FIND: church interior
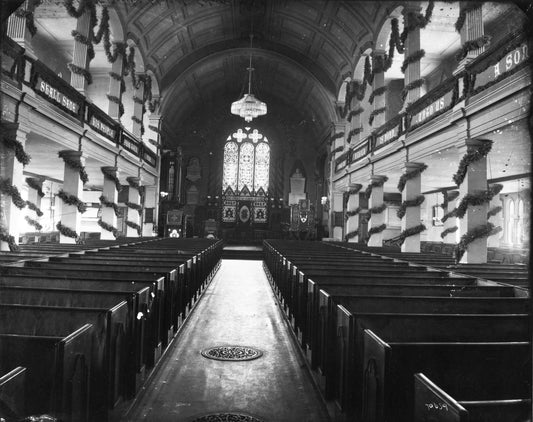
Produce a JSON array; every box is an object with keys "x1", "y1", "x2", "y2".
[{"x1": 0, "y1": 0, "x2": 531, "y2": 421}]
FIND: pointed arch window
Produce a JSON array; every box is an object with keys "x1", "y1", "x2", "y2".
[{"x1": 222, "y1": 127, "x2": 270, "y2": 193}]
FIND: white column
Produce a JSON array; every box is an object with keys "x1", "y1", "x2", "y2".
[
  {"x1": 332, "y1": 191, "x2": 344, "y2": 241},
  {"x1": 107, "y1": 43, "x2": 125, "y2": 122},
  {"x1": 345, "y1": 184, "x2": 361, "y2": 243},
  {"x1": 372, "y1": 51, "x2": 387, "y2": 128},
  {"x1": 0, "y1": 128, "x2": 27, "y2": 251},
  {"x1": 70, "y1": 8, "x2": 92, "y2": 94},
  {"x1": 126, "y1": 176, "x2": 141, "y2": 237},
  {"x1": 132, "y1": 76, "x2": 146, "y2": 138},
  {"x1": 443, "y1": 191, "x2": 459, "y2": 244},
  {"x1": 100, "y1": 167, "x2": 119, "y2": 240},
  {"x1": 58, "y1": 150, "x2": 84, "y2": 244},
  {"x1": 403, "y1": 4, "x2": 422, "y2": 106},
  {"x1": 401, "y1": 162, "x2": 424, "y2": 252},
  {"x1": 457, "y1": 139, "x2": 492, "y2": 263},
  {"x1": 142, "y1": 185, "x2": 157, "y2": 236},
  {"x1": 367, "y1": 175, "x2": 387, "y2": 247}
]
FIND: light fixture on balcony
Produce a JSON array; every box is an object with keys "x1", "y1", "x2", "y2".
[{"x1": 231, "y1": 34, "x2": 267, "y2": 122}]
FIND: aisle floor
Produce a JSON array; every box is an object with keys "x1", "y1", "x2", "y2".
[{"x1": 125, "y1": 259, "x2": 330, "y2": 422}]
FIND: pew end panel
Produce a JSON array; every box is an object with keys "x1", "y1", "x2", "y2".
[{"x1": 0, "y1": 366, "x2": 26, "y2": 421}]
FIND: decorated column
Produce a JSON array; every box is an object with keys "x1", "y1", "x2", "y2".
[
  {"x1": 332, "y1": 191, "x2": 344, "y2": 241},
  {"x1": 402, "y1": 4, "x2": 424, "y2": 106},
  {"x1": 487, "y1": 192, "x2": 503, "y2": 248},
  {"x1": 131, "y1": 76, "x2": 146, "y2": 139},
  {"x1": 345, "y1": 183, "x2": 362, "y2": 242},
  {"x1": 453, "y1": 139, "x2": 501, "y2": 263},
  {"x1": 125, "y1": 177, "x2": 142, "y2": 237},
  {"x1": 0, "y1": 125, "x2": 29, "y2": 251},
  {"x1": 397, "y1": 162, "x2": 427, "y2": 252},
  {"x1": 7, "y1": 0, "x2": 37, "y2": 57},
  {"x1": 25, "y1": 177, "x2": 45, "y2": 236},
  {"x1": 99, "y1": 167, "x2": 120, "y2": 240},
  {"x1": 366, "y1": 175, "x2": 388, "y2": 247},
  {"x1": 57, "y1": 150, "x2": 87, "y2": 244},
  {"x1": 346, "y1": 80, "x2": 364, "y2": 145},
  {"x1": 107, "y1": 42, "x2": 126, "y2": 121},
  {"x1": 328, "y1": 124, "x2": 346, "y2": 237},
  {"x1": 142, "y1": 185, "x2": 157, "y2": 237},
  {"x1": 441, "y1": 190, "x2": 460, "y2": 243},
  {"x1": 456, "y1": 2, "x2": 487, "y2": 70},
  {"x1": 370, "y1": 51, "x2": 387, "y2": 129},
  {"x1": 69, "y1": 5, "x2": 92, "y2": 94}
]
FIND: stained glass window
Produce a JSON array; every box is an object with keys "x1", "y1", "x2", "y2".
[{"x1": 222, "y1": 128, "x2": 270, "y2": 193}]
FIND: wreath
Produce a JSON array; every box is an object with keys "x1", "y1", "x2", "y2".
[
  {"x1": 0, "y1": 177, "x2": 26, "y2": 209},
  {"x1": 397, "y1": 164, "x2": 428, "y2": 192},
  {"x1": 57, "y1": 189, "x2": 87, "y2": 214},
  {"x1": 454, "y1": 222, "x2": 501, "y2": 262},
  {"x1": 99, "y1": 195, "x2": 120, "y2": 217},
  {"x1": 26, "y1": 178, "x2": 44, "y2": 198},
  {"x1": 440, "y1": 226, "x2": 458, "y2": 239},
  {"x1": 56, "y1": 221, "x2": 79, "y2": 239},
  {"x1": 397, "y1": 195, "x2": 425, "y2": 219},
  {"x1": 59, "y1": 152, "x2": 89, "y2": 185},
  {"x1": 0, "y1": 225, "x2": 19, "y2": 251},
  {"x1": 452, "y1": 141, "x2": 492, "y2": 186},
  {"x1": 25, "y1": 216, "x2": 42, "y2": 231},
  {"x1": 97, "y1": 218, "x2": 118, "y2": 237}
]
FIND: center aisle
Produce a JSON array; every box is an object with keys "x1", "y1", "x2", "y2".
[{"x1": 125, "y1": 259, "x2": 330, "y2": 422}]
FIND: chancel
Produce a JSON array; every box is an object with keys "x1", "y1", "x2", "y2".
[{"x1": 0, "y1": 1, "x2": 531, "y2": 421}]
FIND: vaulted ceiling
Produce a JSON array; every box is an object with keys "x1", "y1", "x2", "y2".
[{"x1": 112, "y1": 0, "x2": 394, "y2": 143}]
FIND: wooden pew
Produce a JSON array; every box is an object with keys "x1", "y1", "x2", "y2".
[
  {"x1": 0, "y1": 367, "x2": 26, "y2": 421},
  {"x1": 316, "y1": 291, "x2": 530, "y2": 399},
  {"x1": 362, "y1": 330, "x2": 531, "y2": 422},
  {"x1": 0, "y1": 319, "x2": 93, "y2": 421},
  {"x1": 0, "y1": 303, "x2": 130, "y2": 421},
  {"x1": 414, "y1": 373, "x2": 532, "y2": 422},
  {"x1": 0, "y1": 287, "x2": 143, "y2": 398},
  {"x1": 0, "y1": 272, "x2": 164, "y2": 369},
  {"x1": 334, "y1": 310, "x2": 530, "y2": 418}
]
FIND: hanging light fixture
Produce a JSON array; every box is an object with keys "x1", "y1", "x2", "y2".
[{"x1": 231, "y1": 34, "x2": 267, "y2": 122}]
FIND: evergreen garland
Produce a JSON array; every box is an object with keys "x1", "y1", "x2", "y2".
[
  {"x1": 59, "y1": 152, "x2": 89, "y2": 184},
  {"x1": 347, "y1": 107, "x2": 364, "y2": 122},
  {"x1": 71, "y1": 30, "x2": 94, "y2": 60},
  {"x1": 397, "y1": 164, "x2": 428, "y2": 192},
  {"x1": 345, "y1": 207, "x2": 361, "y2": 218},
  {"x1": 102, "y1": 169, "x2": 122, "y2": 192},
  {"x1": 487, "y1": 206, "x2": 502, "y2": 218},
  {"x1": 348, "y1": 184, "x2": 363, "y2": 195},
  {"x1": 127, "y1": 178, "x2": 140, "y2": 189},
  {"x1": 365, "y1": 176, "x2": 388, "y2": 200},
  {"x1": 97, "y1": 218, "x2": 118, "y2": 237},
  {"x1": 390, "y1": 18, "x2": 404, "y2": 54},
  {"x1": 396, "y1": 224, "x2": 426, "y2": 244},
  {"x1": 148, "y1": 125, "x2": 161, "y2": 134},
  {"x1": 25, "y1": 200, "x2": 43, "y2": 217},
  {"x1": 344, "y1": 229, "x2": 359, "y2": 241},
  {"x1": 441, "y1": 208, "x2": 457, "y2": 223},
  {"x1": 64, "y1": 0, "x2": 90, "y2": 19},
  {"x1": 25, "y1": 178, "x2": 44, "y2": 198},
  {"x1": 25, "y1": 216, "x2": 42, "y2": 231},
  {"x1": 329, "y1": 132, "x2": 345, "y2": 146},
  {"x1": 401, "y1": 78, "x2": 425, "y2": 101},
  {"x1": 369, "y1": 107, "x2": 386, "y2": 126},
  {"x1": 126, "y1": 201, "x2": 143, "y2": 214},
  {"x1": 397, "y1": 195, "x2": 425, "y2": 219},
  {"x1": 347, "y1": 127, "x2": 363, "y2": 143},
  {"x1": 133, "y1": 96, "x2": 144, "y2": 104},
  {"x1": 1, "y1": 137, "x2": 31, "y2": 166},
  {"x1": 400, "y1": 1, "x2": 435, "y2": 45},
  {"x1": 455, "y1": 185, "x2": 503, "y2": 219},
  {"x1": 452, "y1": 141, "x2": 492, "y2": 186},
  {"x1": 369, "y1": 86, "x2": 388, "y2": 105},
  {"x1": 0, "y1": 225, "x2": 19, "y2": 251},
  {"x1": 125, "y1": 220, "x2": 142, "y2": 235},
  {"x1": 440, "y1": 226, "x2": 458, "y2": 239},
  {"x1": 14, "y1": 0, "x2": 40, "y2": 37},
  {"x1": 106, "y1": 94, "x2": 124, "y2": 117},
  {"x1": 401, "y1": 49, "x2": 425, "y2": 73},
  {"x1": 0, "y1": 178, "x2": 26, "y2": 209},
  {"x1": 57, "y1": 189, "x2": 87, "y2": 214},
  {"x1": 364, "y1": 56, "x2": 373, "y2": 85},
  {"x1": 454, "y1": 222, "x2": 501, "y2": 262},
  {"x1": 366, "y1": 223, "x2": 387, "y2": 241},
  {"x1": 455, "y1": 2, "x2": 483, "y2": 33},
  {"x1": 456, "y1": 35, "x2": 491, "y2": 61},
  {"x1": 369, "y1": 203, "x2": 387, "y2": 214},
  {"x1": 56, "y1": 221, "x2": 79, "y2": 239},
  {"x1": 68, "y1": 63, "x2": 93, "y2": 85},
  {"x1": 99, "y1": 195, "x2": 120, "y2": 217},
  {"x1": 329, "y1": 146, "x2": 343, "y2": 157}
]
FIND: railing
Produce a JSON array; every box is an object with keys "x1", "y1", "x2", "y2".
[
  {"x1": 1, "y1": 37, "x2": 158, "y2": 169},
  {"x1": 340, "y1": 29, "x2": 530, "y2": 173}
]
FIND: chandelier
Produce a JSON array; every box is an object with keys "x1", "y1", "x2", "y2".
[{"x1": 231, "y1": 34, "x2": 267, "y2": 122}]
